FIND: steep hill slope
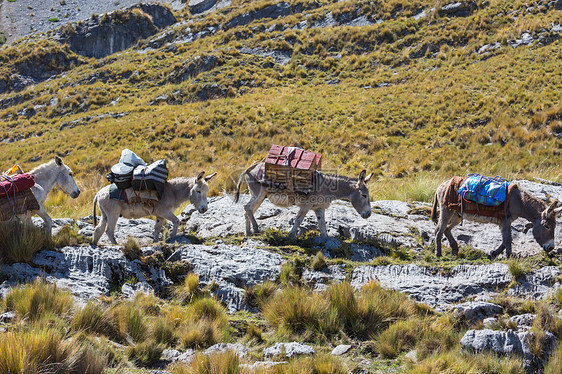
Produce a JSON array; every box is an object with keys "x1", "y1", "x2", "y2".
[{"x1": 0, "y1": 0, "x2": 562, "y2": 217}]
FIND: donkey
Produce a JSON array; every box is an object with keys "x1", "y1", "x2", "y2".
[
  {"x1": 92, "y1": 171, "x2": 216, "y2": 245},
  {"x1": 431, "y1": 177, "x2": 562, "y2": 258},
  {"x1": 22, "y1": 156, "x2": 81, "y2": 233},
  {"x1": 234, "y1": 162, "x2": 373, "y2": 238}
]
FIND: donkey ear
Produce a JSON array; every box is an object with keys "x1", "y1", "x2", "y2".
[
  {"x1": 546, "y1": 200, "x2": 560, "y2": 215},
  {"x1": 55, "y1": 155, "x2": 63, "y2": 166},
  {"x1": 364, "y1": 172, "x2": 373, "y2": 184},
  {"x1": 523, "y1": 222, "x2": 533, "y2": 234},
  {"x1": 196, "y1": 171, "x2": 205, "y2": 181},
  {"x1": 204, "y1": 172, "x2": 217, "y2": 182},
  {"x1": 358, "y1": 170, "x2": 367, "y2": 184},
  {"x1": 554, "y1": 206, "x2": 562, "y2": 216}
]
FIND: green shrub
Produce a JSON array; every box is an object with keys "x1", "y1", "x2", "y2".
[
  {"x1": 5, "y1": 279, "x2": 74, "y2": 322},
  {"x1": 0, "y1": 220, "x2": 52, "y2": 263}
]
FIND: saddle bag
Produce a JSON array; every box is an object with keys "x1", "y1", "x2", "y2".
[
  {"x1": 0, "y1": 173, "x2": 35, "y2": 197},
  {"x1": 106, "y1": 149, "x2": 146, "y2": 190},
  {"x1": 458, "y1": 174, "x2": 509, "y2": 207},
  {"x1": 132, "y1": 159, "x2": 169, "y2": 199}
]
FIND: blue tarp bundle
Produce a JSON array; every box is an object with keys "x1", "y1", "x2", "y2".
[{"x1": 459, "y1": 174, "x2": 509, "y2": 207}]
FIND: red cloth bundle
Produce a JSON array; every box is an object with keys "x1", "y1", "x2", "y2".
[{"x1": 0, "y1": 173, "x2": 35, "y2": 197}]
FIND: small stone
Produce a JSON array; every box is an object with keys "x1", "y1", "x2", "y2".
[
  {"x1": 404, "y1": 350, "x2": 418, "y2": 363},
  {"x1": 331, "y1": 344, "x2": 352, "y2": 356},
  {"x1": 0, "y1": 311, "x2": 16, "y2": 323},
  {"x1": 483, "y1": 317, "x2": 498, "y2": 329},
  {"x1": 264, "y1": 342, "x2": 315, "y2": 358}
]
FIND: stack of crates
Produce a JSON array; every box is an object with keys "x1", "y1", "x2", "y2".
[{"x1": 264, "y1": 145, "x2": 322, "y2": 191}]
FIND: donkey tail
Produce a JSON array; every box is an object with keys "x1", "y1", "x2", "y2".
[
  {"x1": 93, "y1": 194, "x2": 98, "y2": 227},
  {"x1": 430, "y1": 193, "x2": 439, "y2": 223},
  {"x1": 234, "y1": 162, "x2": 260, "y2": 204}
]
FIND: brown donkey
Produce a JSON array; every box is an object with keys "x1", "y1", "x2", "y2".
[
  {"x1": 431, "y1": 178, "x2": 562, "y2": 258},
  {"x1": 234, "y1": 162, "x2": 372, "y2": 238}
]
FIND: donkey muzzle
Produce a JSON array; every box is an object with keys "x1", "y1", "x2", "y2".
[
  {"x1": 199, "y1": 206, "x2": 208, "y2": 214},
  {"x1": 71, "y1": 190, "x2": 81, "y2": 199},
  {"x1": 543, "y1": 240, "x2": 554, "y2": 252},
  {"x1": 361, "y1": 211, "x2": 371, "y2": 219}
]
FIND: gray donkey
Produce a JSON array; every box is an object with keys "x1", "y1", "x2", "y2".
[
  {"x1": 431, "y1": 177, "x2": 562, "y2": 258},
  {"x1": 92, "y1": 171, "x2": 216, "y2": 245},
  {"x1": 234, "y1": 162, "x2": 372, "y2": 238}
]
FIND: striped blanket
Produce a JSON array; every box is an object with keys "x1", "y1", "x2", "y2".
[{"x1": 0, "y1": 189, "x2": 40, "y2": 220}]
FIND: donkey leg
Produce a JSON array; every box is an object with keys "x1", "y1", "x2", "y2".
[
  {"x1": 289, "y1": 206, "x2": 310, "y2": 239},
  {"x1": 314, "y1": 208, "x2": 327, "y2": 237},
  {"x1": 503, "y1": 221, "x2": 513, "y2": 258},
  {"x1": 92, "y1": 212, "x2": 108, "y2": 245},
  {"x1": 157, "y1": 210, "x2": 181, "y2": 240},
  {"x1": 444, "y1": 228, "x2": 459, "y2": 256},
  {"x1": 434, "y1": 210, "x2": 451, "y2": 257},
  {"x1": 37, "y1": 206, "x2": 53, "y2": 234},
  {"x1": 105, "y1": 214, "x2": 119, "y2": 245},
  {"x1": 244, "y1": 192, "x2": 266, "y2": 235},
  {"x1": 153, "y1": 218, "x2": 164, "y2": 242}
]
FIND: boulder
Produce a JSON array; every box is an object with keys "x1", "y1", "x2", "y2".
[
  {"x1": 438, "y1": 2, "x2": 477, "y2": 17},
  {"x1": 483, "y1": 317, "x2": 499, "y2": 329},
  {"x1": 510, "y1": 314, "x2": 536, "y2": 330},
  {"x1": 264, "y1": 342, "x2": 315, "y2": 358},
  {"x1": 331, "y1": 344, "x2": 352, "y2": 356},
  {"x1": 303, "y1": 265, "x2": 346, "y2": 291},
  {"x1": 452, "y1": 301, "x2": 503, "y2": 321},
  {"x1": 78, "y1": 216, "x2": 161, "y2": 246},
  {"x1": 460, "y1": 329, "x2": 557, "y2": 371},
  {"x1": 205, "y1": 343, "x2": 250, "y2": 357},
  {"x1": 166, "y1": 241, "x2": 284, "y2": 312}
]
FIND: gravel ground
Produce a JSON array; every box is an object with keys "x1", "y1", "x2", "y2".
[{"x1": 0, "y1": 0, "x2": 184, "y2": 44}]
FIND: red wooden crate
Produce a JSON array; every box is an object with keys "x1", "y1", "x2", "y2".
[{"x1": 264, "y1": 145, "x2": 322, "y2": 190}]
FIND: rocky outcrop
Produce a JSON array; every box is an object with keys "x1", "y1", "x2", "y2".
[
  {"x1": 166, "y1": 240, "x2": 284, "y2": 312},
  {"x1": 351, "y1": 263, "x2": 561, "y2": 311},
  {"x1": 264, "y1": 342, "x2": 315, "y2": 358},
  {"x1": 56, "y1": 5, "x2": 176, "y2": 58},
  {"x1": 168, "y1": 55, "x2": 220, "y2": 83},
  {"x1": 438, "y1": 2, "x2": 477, "y2": 17},
  {"x1": 460, "y1": 329, "x2": 557, "y2": 372},
  {"x1": 0, "y1": 245, "x2": 171, "y2": 301},
  {"x1": 224, "y1": 2, "x2": 293, "y2": 29}
]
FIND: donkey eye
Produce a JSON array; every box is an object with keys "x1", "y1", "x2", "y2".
[
  {"x1": 362, "y1": 194, "x2": 368, "y2": 199},
  {"x1": 544, "y1": 224, "x2": 550, "y2": 230}
]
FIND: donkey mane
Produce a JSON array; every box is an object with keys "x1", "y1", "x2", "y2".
[
  {"x1": 29, "y1": 159, "x2": 57, "y2": 175},
  {"x1": 319, "y1": 172, "x2": 358, "y2": 183}
]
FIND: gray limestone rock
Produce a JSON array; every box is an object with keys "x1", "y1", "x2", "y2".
[{"x1": 264, "y1": 342, "x2": 315, "y2": 358}]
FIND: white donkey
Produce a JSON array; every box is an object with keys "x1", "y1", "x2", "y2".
[
  {"x1": 23, "y1": 156, "x2": 81, "y2": 233},
  {"x1": 92, "y1": 171, "x2": 216, "y2": 245},
  {"x1": 234, "y1": 163, "x2": 372, "y2": 238}
]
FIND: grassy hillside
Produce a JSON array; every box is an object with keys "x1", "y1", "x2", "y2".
[{"x1": 0, "y1": 0, "x2": 561, "y2": 217}]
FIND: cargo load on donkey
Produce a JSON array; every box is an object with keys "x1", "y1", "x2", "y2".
[
  {"x1": 262, "y1": 145, "x2": 322, "y2": 193},
  {"x1": 0, "y1": 164, "x2": 40, "y2": 220},
  {"x1": 106, "y1": 149, "x2": 169, "y2": 203}
]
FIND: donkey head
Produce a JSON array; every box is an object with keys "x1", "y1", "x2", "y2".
[
  {"x1": 190, "y1": 171, "x2": 217, "y2": 213},
  {"x1": 524, "y1": 200, "x2": 562, "y2": 253},
  {"x1": 349, "y1": 170, "x2": 373, "y2": 219},
  {"x1": 53, "y1": 156, "x2": 80, "y2": 199}
]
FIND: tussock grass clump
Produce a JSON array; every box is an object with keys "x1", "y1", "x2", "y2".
[
  {"x1": 53, "y1": 225, "x2": 87, "y2": 248},
  {"x1": 71, "y1": 301, "x2": 121, "y2": 341},
  {"x1": 5, "y1": 279, "x2": 74, "y2": 322},
  {"x1": 111, "y1": 301, "x2": 148, "y2": 343},
  {"x1": 180, "y1": 318, "x2": 225, "y2": 349},
  {"x1": 134, "y1": 292, "x2": 161, "y2": 315},
  {"x1": 311, "y1": 251, "x2": 327, "y2": 271},
  {"x1": 410, "y1": 351, "x2": 525, "y2": 374},
  {"x1": 377, "y1": 319, "x2": 422, "y2": 358},
  {"x1": 244, "y1": 323, "x2": 264, "y2": 344},
  {"x1": 174, "y1": 273, "x2": 204, "y2": 304},
  {"x1": 545, "y1": 343, "x2": 562, "y2": 374},
  {"x1": 0, "y1": 219, "x2": 52, "y2": 263},
  {"x1": 152, "y1": 317, "x2": 177, "y2": 346},
  {"x1": 244, "y1": 280, "x2": 278, "y2": 309},
  {"x1": 279, "y1": 258, "x2": 304, "y2": 287},
  {"x1": 507, "y1": 258, "x2": 528, "y2": 280},
  {"x1": 122, "y1": 237, "x2": 142, "y2": 260},
  {"x1": 259, "y1": 354, "x2": 347, "y2": 374},
  {"x1": 126, "y1": 339, "x2": 164, "y2": 367},
  {"x1": 263, "y1": 286, "x2": 332, "y2": 338},
  {"x1": 0, "y1": 327, "x2": 107, "y2": 374},
  {"x1": 170, "y1": 350, "x2": 241, "y2": 374}
]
